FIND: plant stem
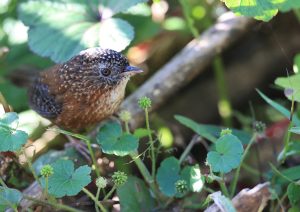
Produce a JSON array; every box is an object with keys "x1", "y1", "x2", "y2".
[
  {"x1": 219, "y1": 173, "x2": 229, "y2": 197},
  {"x1": 294, "y1": 9, "x2": 300, "y2": 22},
  {"x1": 84, "y1": 138, "x2": 100, "y2": 177},
  {"x1": 213, "y1": 56, "x2": 232, "y2": 127},
  {"x1": 23, "y1": 150, "x2": 41, "y2": 186},
  {"x1": 145, "y1": 108, "x2": 156, "y2": 179},
  {"x1": 44, "y1": 177, "x2": 49, "y2": 198},
  {"x1": 103, "y1": 185, "x2": 116, "y2": 201},
  {"x1": 241, "y1": 163, "x2": 260, "y2": 177},
  {"x1": 179, "y1": 135, "x2": 199, "y2": 165},
  {"x1": 24, "y1": 195, "x2": 82, "y2": 212},
  {"x1": 130, "y1": 152, "x2": 163, "y2": 201},
  {"x1": 125, "y1": 121, "x2": 130, "y2": 134},
  {"x1": 230, "y1": 134, "x2": 257, "y2": 197},
  {"x1": 82, "y1": 188, "x2": 107, "y2": 212},
  {"x1": 95, "y1": 188, "x2": 101, "y2": 212},
  {"x1": 0, "y1": 177, "x2": 7, "y2": 187},
  {"x1": 178, "y1": 0, "x2": 199, "y2": 38}
]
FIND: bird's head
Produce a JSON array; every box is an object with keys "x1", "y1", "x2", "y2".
[{"x1": 65, "y1": 48, "x2": 142, "y2": 87}]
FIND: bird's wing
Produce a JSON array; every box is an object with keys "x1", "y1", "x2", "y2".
[{"x1": 29, "y1": 78, "x2": 63, "y2": 119}]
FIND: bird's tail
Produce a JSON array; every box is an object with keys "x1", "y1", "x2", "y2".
[{"x1": 6, "y1": 67, "x2": 39, "y2": 88}]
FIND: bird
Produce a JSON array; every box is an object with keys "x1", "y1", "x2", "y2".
[{"x1": 28, "y1": 47, "x2": 142, "y2": 130}]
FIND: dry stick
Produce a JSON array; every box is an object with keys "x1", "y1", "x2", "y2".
[
  {"x1": 18, "y1": 12, "x2": 254, "y2": 210},
  {"x1": 121, "y1": 12, "x2": 254, "y2": 128}
]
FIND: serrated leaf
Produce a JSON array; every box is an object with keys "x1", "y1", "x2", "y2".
[
  {"x1": 257, "y1": 90, "x2": 300, "y2": 126},
  {"x1": 175, "y1": 115, "x2": 251, "y2": 144},
  {"x1": 181, "y1": 165, "x2": 204, "y2": 192},
  {"x1": 19, "y1": 0, "x2": 135, "y2": 63},
  {"x1": 288, "y1": 183, "x2": 300, "y2": 206},
  {"x1": 44, "y1": 160, "x2": 91, "y2": 198},
  {"x1": 156, "y1": 157, "x2": 180, "y2": 197},
  {"x1": 97, "y1": 121, "x2": 139, "y2": 156},
  {"x1": 209, "y1": 191, "x2": 236, "y2": 212},
  {"x1": 0, "y1": 187, "x2": 22, "y2": 211},
  {"x1": 275, "y1": 74, "x2": 300, "y2": 102},
  {"x1": 117, "y1": 176, "x2": 155, "y2": 212},
  {"x1": 207, "y1": 134, "x2": 243, "y2": 173},
  {"x1": 100, "y1": 0, "x2": 148, "y2": 19}
]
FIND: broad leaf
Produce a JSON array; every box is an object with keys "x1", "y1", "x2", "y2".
[
  {"x1": 44, "y1": 160, "x2": 91, "y2": 197},
  {"x1": 181, "y1": 165, "x2": 204, "y2": 192},
  {"x1": 207, "y1": 134, "x2": 243, "y2": 173},
  {"x1": 19, "y1": 0, "x2": 138, "y2": 63},
  {"x1": 133, "y1": 128, "x2": 151, "y2": 139},
  {"x1": 117, "y1": 176, "x2": 155, "y2": 212},
  {"x1": 223, "y1": 0, "x2": 278, "y2": 21},
  {"x1": 294, "y1": 54, "x2": 300, "y2": 73},
  {"x1": 0, "y1": 187, "x2": 22, "y2": 211},
  {"x1": 97, "y1": 121, "x2": 139, "y2": 156},
  {"x1": 0, "y1": 113, "x2": 28, "y2": 152},
  {"x1": 288, "y1": 183, "x2": 300, "y2": 206},
  {"x1": 100, "y1": 0, "x2": 148, "y2": 19},
  {"x1": 275, "y1": 74, "x2": 300, "y2": 102},
  {"x1": 275, "y1": 165, "x2": 300, "y2": 184},
  {"x1": 156, "y1": 157, "x2": 180, "y2": 197},
  {"x1": 223, "y1": 0, "x2": 300, "y2": 21}
]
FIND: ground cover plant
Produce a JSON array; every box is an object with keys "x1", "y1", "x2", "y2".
[{"x1": 1, "y1": 0, "x2": 300, "y2": 211}]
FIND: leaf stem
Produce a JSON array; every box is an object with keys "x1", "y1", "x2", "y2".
[
  {"x1": 103, "y1": 185, "x2": 116, "y2": 201},
  {"x1": 44, "y1": 177, "x2": 49, "y2": 199},
  {"x1": 219, "y1": 173, "x2": 229, "y2": 197},
  {"x1": 23, "y1": 195, "x2": 82, "y2": 212},
  {"x1": 84, "y1": 138, "x2": 100, "y2": 177},
  {"x1": 23, "y1": 150, "x2": 41, "y2": 186},
  {"x1": 213, "y1": 56, "x2": 232, "y2": 127},
  {"x1": 82, "y1": 187, "x2": 107, "y2": 212},
  {"x1": 95, "y1": 187, "x2": 101, "y2": 212},
  {"x1": 230, "y1": 133, "x2": 257, "y2": 197},
  {"x1": 144, "y1": 108, "x2": 156, "y2": 179},
  {"x1": 179, "y1": 135, "x2": 199, "y2": 165}
]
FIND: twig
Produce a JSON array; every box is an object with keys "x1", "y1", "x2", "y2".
[{"x1": 121, "y1": 12, "x2": 254, "y2": 128}]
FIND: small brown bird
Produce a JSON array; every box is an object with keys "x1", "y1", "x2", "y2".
[{"x1": 29, "y1": 47, "x2": 142, "y2": 130}]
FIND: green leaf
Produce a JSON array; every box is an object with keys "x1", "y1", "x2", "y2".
[
  {"x1": 44, "y1": 160, "x2": 91, "y2": 198},
  {"x1": 100, "y1": 0, "x2": 148, "y2": 19},
  {"x1": 275, "y1": 165, "x2": 300, "y2": 184},
  {"x1": 156, "y1": 157, "x2": 180, "y2": 197},
  {"x1": 97, "y1": 121, "x2": 139, "y2": 156},
  {"x1": 181, "y1": 165, "x2": 204, "y2": 192},
  {"x1": 257, "y1": 90, "x2": 300, "y2": 126},
  {"x1": 288, "y1": 183, "x2": 300, "y2": 206},
  {"x1": 277, "y1": 0, "x2": 300, "y2": 12},
  {"x1": 0, "y1": 113, "x2": 28, "y2": 152},
  {"x1": 117, "y1": 176, "x2": 156, "y2": 212},
  {"x1": 275, "y1": 74, "x2": 300, "y2": 102},
  {"x1": 282, "y1": 141, "x2": 300, "y2": 158},
  {"x1": 209, "y1": 191, "x2": 236, "y2": 212},
  {"x1": 0, "y1": 187, "x2": 22, "y2": 211},
  {"x1": 0, "y1": 112, "x2": 18, "y2": 128},
  {"x1": 207, "y1": 134, "x2": 243, "y2": 173},
  {"x1": 290, "y1": 127, "x2": 300, "y2": 134},
  {"x1": 33, "y1": 148, "x2": 84, "y2": 174},
  {"x1": 223, "y1": 0, "x2": 278, "y2": 21},
  {"x1": 294, "y1": 54, "x2": 300, "y2": 73},
  {"x1": 133, "y1": 128, "x2": 151, "y2": 139},
  {"x1": 175, "y1": 115, "x2": 251, "y2": 144},
  {"x1": 19, "y1": 1, "x2": 135, "y2": 63},
  {"x1": 223, "y1": 0, "x2": 300, "y2": 21}
]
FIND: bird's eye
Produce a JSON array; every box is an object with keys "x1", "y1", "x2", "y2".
[{"x1": 101, "y1": 68, "x2": 111, "y2": 76}]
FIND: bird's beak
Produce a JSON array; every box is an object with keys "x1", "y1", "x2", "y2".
[{"x1": 123, "y1": 66, "x2": 143, "y2": 75}]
